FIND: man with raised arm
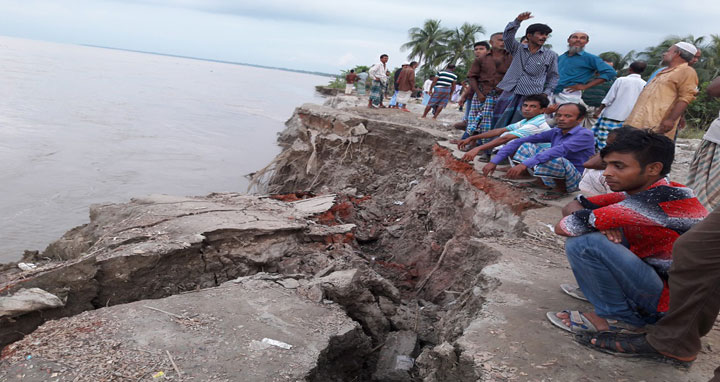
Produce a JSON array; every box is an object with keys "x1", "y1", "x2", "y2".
[{"x1": 493, "y1": 12, "x2": 558, "y2": 130}]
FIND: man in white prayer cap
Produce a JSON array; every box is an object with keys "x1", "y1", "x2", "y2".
[{"x1": 625, "y1": 42, "x2": 699, "y2": 140}]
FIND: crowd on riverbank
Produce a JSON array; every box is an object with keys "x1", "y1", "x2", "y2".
[{"x1": 343, "y1": 10, "x2": 720, "y2": 380}]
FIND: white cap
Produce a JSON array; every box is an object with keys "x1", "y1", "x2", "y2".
[
  {"x1": 674, "y1": 42, "x2": 698, "y2": 55},
  {"x1": 402, "y1": 61, "x2": 410, "y2": 66},
  {"x1": 571, "y1": 30, "x2": 589, "y2": 36}
]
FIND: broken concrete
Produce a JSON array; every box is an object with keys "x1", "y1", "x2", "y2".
[
  {"x1": 0, "y1": 279, "x2": 371, "y2": 382},
  {"x1": 1, "y1": 93, "x2": 717, "y2": 381}
]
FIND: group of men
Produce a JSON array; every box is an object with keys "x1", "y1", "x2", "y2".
[{"x1": 359, "y1": 10, "x2": 720, "y2": 377}]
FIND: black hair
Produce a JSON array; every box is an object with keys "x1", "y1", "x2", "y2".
[
  {"x1": 526, "y1": 23, "x2": 552, "y2": 37},
  {"x1": 557, "y1": 102, "x2": 587, "y2": 119},
  {"x1": 474, "y1": 41, "x2": 491, "y2": 50},
  {"x1": 629, "y1": 61, "x2": 647, "y2": 75},
  {"x1": 409, "y1": 61, "x2": 418, "y2": 66},
  {"x1": 600, "y1": 128, "x2": 674, "y2": 176},
  {"x1": 490, "y1": 32, "x2": 503, "y2": 39},
  {"x1": 350, "y1": 69, "x2": 355, "y2": 73},
  {"x1": 524, "y1": 94, "x2": 550, "y2": 108},
  {"x1": 380, "y1": 54, "x2": 388, "y2": 59},
  {"x1": 446, "y1": 64, "x2": 456, "y2": 70}
]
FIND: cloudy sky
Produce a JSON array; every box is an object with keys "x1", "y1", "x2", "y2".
[{"x1": 0, "y1": 0, "x2": 717, "y2": 73}]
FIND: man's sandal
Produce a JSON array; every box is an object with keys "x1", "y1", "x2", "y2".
[
  {"x1": 574, "y1": 331, "x2": 695, "y2": 368},
  {"x1": 560, "y1": 284, "x2": 589, "y2": 302},
  {"x1": 539, "y1": 190, "x2": 567, "y2": 200}
]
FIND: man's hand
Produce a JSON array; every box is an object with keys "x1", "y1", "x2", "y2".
[
  {"x1": 545, "y1": 104, "x2": 560, "y2": 114},
  {"x1": 462, "y1": 147, "x2": 482, "y2": 161},
  {"x1": 658, "y1": 118, "x2": 675, "y2": 134},
  {"x1": 458, "y1": 95, "x2": 467, "y2": 105},
  {"x1": 506, "y1": 164, "x2": 528, "y2": 179},
  {"x1": 593, "y1": 110, "x2": 602, "y2": 119},
  {"x1": 601, "y1": 228, "x2": 623, "y2": 244},
  {"x1": 565, "y1": 84, "x2": 588, "y2": 92},
  {"x1": 516, "y1": 12, "x2": 533, "y2": 22},
  {"x1": 482, "y1": 162, "x2": 497, "y2": 176},
  {"x1": 458, "y1": 137, "x2": 473, "y2": 150}
]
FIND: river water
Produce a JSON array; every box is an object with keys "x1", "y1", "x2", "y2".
[{"x1": 0, "y1": 36, "x2": 328, "y2": 263}]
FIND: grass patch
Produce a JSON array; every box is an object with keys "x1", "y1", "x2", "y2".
[{"x1": 678, "y1": 127, "x2": 706, "y2": 139}]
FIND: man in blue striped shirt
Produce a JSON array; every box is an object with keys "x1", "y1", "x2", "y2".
[
  {"x1": 493, "y1": 12, "x2": 558, "y2": 131},
  {"x1": 421, "y1": 65, "x2": 458, "y2": 119}
]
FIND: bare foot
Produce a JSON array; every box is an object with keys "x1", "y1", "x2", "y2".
[{"x1": 556, "y1": 311, "x2": 610, "y2": 331}]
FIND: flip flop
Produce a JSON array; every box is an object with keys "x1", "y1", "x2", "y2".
[
  {"x1": 574, "y1": 332, "x2": 695, "y2": 368},
  {"x1": 539, "y1": 190, "x2": 567, "y2": 200},
  {"x1": 547, "y1": 310, "x2": 599, "y2": 333},
  {"x1": 560, "y1": 284, "x2": 589, "y2": 302}
]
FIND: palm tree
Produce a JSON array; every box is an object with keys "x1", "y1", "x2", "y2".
[
  {"x1": 432, "y1": 23, "x2": 485, "y2": 67},
  {"x1": 599, "y1": 50, "x2": 636, "y2": 74},
  {"x1": 401, "y1": 19, "x2": 453, "y2": 69}
]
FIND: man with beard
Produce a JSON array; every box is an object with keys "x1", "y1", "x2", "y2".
[
  {"x1": 548, "y1": 31, "x2": 616, "y2": 107},
  {"x1": 493, "y1": 12, "x2": 558, "y2": 130},
  {"x1": 625, "y1": 42, "x2": 699, "y2": 140}
]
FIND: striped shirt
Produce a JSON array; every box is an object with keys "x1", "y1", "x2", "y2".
[
  {"x1": 497, "y1": 19, "x2": 559, "y2": 96},
  {"x1": 435, "y1": 70, "x2": 457, "y2": 88}
]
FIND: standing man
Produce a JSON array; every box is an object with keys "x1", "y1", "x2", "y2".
[
  {"x1": 368, "y1": 54, "x2": 389, "y2": 108},
  {"x1": 421, "y1": 65, "x2": 457, "y2": 119},
  {"x1": 389, "y1": 63, "x2": 408, "y2": 109},
  {"x1": 356, "y1": 69, "x2": 369, "y2": 96},
  {"x1": 549, "y1": 31, "x2": 616, "y2": 106},
  {"x1": 395, "y1": 61, "x2": 418, "y2": 112},
  {"x1": 687, "y1": 76, "x2": 720, "y2": 211},
  {"x1": 624, "y1": 42, "x2": 699, "y2": 140},
  {"x1": 422, "y1": 76, "x2": 435, "y2": 105},
  {"x1": 493, "y1": 12, "x2": 558, "y2": 130},
  {"x1": 462, "y1": 41, "x2": 495, "y2": 142},
  {"x1": 591, "y1": 61, "x2": 647, "y2": 150},
  {"x1": 344, "y1": 69, "x2": 358, "y2": 95}
]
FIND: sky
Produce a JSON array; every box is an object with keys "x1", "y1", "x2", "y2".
[{"x1": 0, "y1": 0, "x2": 718, "y2": 74}]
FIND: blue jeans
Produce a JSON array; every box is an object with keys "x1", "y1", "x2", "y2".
[
  {"x1": 389, "y1": 90, "x2": 399, "y2": 106},
  {"x1": 566, "y1": 232, "x2": 664, "y2": 327}
]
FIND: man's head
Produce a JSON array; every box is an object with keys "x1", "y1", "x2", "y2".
[
  {"x1": 380, "y1": 54, "x2": 389, "y2": 63},
  {"x1": 490, "y1": 32, "x2": 505, "y2": 50},
  {"x1": 600, "y1": 128, "x2": 674, "y2": 194},
  {"x1": 474, "y1": 41, "x2": 491, "y2": 58},
  {"x1": 661, "y1": 43, "x2": 696, "y2": 65},
  {"x1": 628, "y1": 61, "x2": 647, "y2": 75},
  {"x1": 350, "y1": 69, "x2": 355, "y2": 73},
  {"x1": 409, "y1": 61, "x2": 418, "y2": 69},
  {"x1": 446, "y1": 64, "x2": 456, "y2": 71},
  {"x1": 401, "y1": 62, "x2": 409, "y2": 68},
  {"x1": 555, "y1": 103, "x2": 586, "y2": 130},
  {"x1": 567, "y1": 31, "x2": 589, "y2": 55},
  {"x1": 525, "y1": 23, "x2": 552, "y2": 46},
  {"x1": 690, "y1": 49, "x2": 702, "y2": 66},
  {"x1": 521, "y1": 94, "x2": 549, "y2": 119}
]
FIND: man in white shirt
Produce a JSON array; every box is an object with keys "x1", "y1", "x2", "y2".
[
  {"x1": 591, "y1": 61, "x2": 647, "y2": 150},
  {"x1": 422, "y1": 76, "x2": 435, "y2": 105},
  {"x1": 688, "y1": 76, "x2": 720, "y2": 211},
  {"x1": 368, "y1": 54, "x2": 389, "y2": 108}
]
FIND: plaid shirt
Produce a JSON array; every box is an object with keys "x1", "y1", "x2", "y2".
[{"x1": 497, "y1": 19, "x2": 559, "y2": 96}]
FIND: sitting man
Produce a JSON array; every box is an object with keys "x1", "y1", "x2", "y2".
[
  {"x1": 482, "y1": 103, "x2": 595, "y2": 200},
  {"x1": 459, "y1": 94, "x2": 551, "y2": 162},
  {"x1": 550, "y1": 128, "x2": 707, "y2": 333},
  {"x1": 577, "y1": 127, "x2": 630, "y2": 196}
]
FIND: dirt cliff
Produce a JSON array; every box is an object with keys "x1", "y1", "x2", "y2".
[{"x1": 0, "y1": 95, "x2": 716, "y2": 381}]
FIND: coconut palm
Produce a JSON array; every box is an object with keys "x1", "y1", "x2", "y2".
[
  {"x1": 401, "y1": 19, "x2": 453, "y2": 69},
  {"x1": 599, "y1": 50, "x2": 636, "y2": 74},
  {"x1": 431, "y1": 23, "x2": 486, "y2": 68}
]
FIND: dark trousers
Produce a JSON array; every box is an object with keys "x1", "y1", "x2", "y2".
[{"x1": 646, "y1": 207, "x2": 720, "y2": 377}]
